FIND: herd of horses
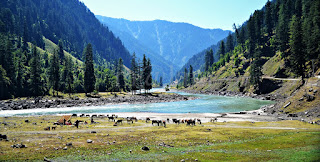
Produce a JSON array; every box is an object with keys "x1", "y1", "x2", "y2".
[{"x1": 47, "y1": 114, "x2": 220, "y2": 129}]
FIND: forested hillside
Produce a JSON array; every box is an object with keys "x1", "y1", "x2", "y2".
[
  {"x1": 0, "y1": 0, "x2": 131, "y2": 66},
  {"x1": 0, "y1": 0, "x2": 158, "y2": 100},
  {"x1": 180, "y1": 0, "x2": 319, "y2": 90}
]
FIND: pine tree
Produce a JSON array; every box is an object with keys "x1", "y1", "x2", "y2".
[
  {"x1": 84, "y1": 43, "x2": 96, "y2": 95},
  {"x1": 160, "y1": 76, "x2": 163, "y2": 87},
  {"x1": 219, "y1": 41, "x2": 225, "y2": 59},
  {"x1": 189, "y1": 65, "x2": 194, "y2": 85},
  {"x1": 0, "y1": 65, "x2": 10, "y2": 99},
  {"x1": 146, "y1": 58, "x2": 152, "y2": 92},
  {"x1": 58, "y1": 40, "x2": 64, "y2": 64},
  {"x1": 29, "y1": 45, "x2": 43, "y2": 96},
  {"x1": 247, "y1": 15, "x2": 256, "y2": 60},
  {"x1": 130, "y1": 53, "x2": 138, "y2": 94},
  {"x1": 142, "y1": 54, "x2": 148, "y2": 93},
  {"x1": 49, "y1": 50, "x2": 60, "y2": 96},
  {"x1": 226, "y1": 32, "x2": 234, "y2": 53},
  {"x1": 276, "y1": 2, "x2": 290, "y2": 53},
  {"x1": 289, "y1": 15, "x2": 306, "y2": 80},
  {"x1": 249, "y1": 59, "x2": 262, "y2": 93},
  {"x1": 117, "y1": 58, "x2": 125, "y2": 92},
  {"x1": 63, "y1": 56, "x2": 74, "y2": 96},
  {"x1": 265, "y1": 0, "x2": 273, "y2": 36},
  {"x1": 183, "y1": 67, "x2": 188, "y2": 88},
  {"x1": 4, "y1": 39, "x2": 15, "y2": 95}
]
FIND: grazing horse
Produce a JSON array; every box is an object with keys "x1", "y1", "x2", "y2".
[
  {"x1": 146, "y1": 118, "x2": 151, "y2": 123},
  {"x1": 172, "y1": 119, "x2": 180, "y2": 125},
  {"x1": 108, "y1": 116, "x2": 115, "y2": 122},
  {"x1": 80, "y1": 114, "x2": 85, "y2": 117},
  {"x1": 197, "y1": 119, "x2": 202, "y2": 124},
  {"x1": 116, "y1": 120, "x2": 123, "y2": 125},
  {"x1": 167, "y1": 118, "x2": 170, "y2": 123},
  {"x1": 44, "y1": 127, "x2": 50, "y2": 131},
  {"x1": 210, "y1": 118, "x2": 218, "y2": 123},
  {"x1": 51, "y1": 126, "x2": 57, "y2": 130},
  {"x1": 186, "y1": 119, "x2": 195, "y2": 126},
  {"x1": 152, "y1": 120, "x2": 161, "y2": 126},
  {"x1": 163, "y1": 121, "x2": 166, "y2": 127},
  {"x1": 127, "y1": 118, "x2": 133, "y2": 124}
]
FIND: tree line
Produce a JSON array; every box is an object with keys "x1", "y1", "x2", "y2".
[
  {"x1": 0, "y1": 33, "x2": 153, "y2": 99},
  {"x1": 202, "y1": 0, "x2": 319, "y2": 93}
]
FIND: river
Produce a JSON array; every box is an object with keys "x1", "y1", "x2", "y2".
[{"x1": 0, "y1": 89, "x2": 274, "y2": 117}]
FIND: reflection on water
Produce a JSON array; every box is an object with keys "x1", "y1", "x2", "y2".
[{"x1": 0, "y1": 89, "x2": 274, "y2": 116}]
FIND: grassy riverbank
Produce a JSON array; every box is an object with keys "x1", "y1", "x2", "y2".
[{"x1": 0, "y1": 116, "x2": 319, "y2": 161}]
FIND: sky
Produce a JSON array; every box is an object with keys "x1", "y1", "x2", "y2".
[{"x1": 80, "y1": 0, "x2": 268, "y2": 31}]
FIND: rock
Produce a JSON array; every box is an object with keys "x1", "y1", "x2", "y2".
[
  {"x1": 195, "y1": 159, "x2": 198, "y2": 161},
  {"x1": 44, "y1": 157, "x2": 52, "y2": 162},
  {"x1": 66, "y1": 143, "x2": 72, "y2": 146},
  {"x1": 25, "y1": 120, "x2": 29, "y2": 123},
  {"x1": 90, "y1": 131, "x2": 96, "y2": 134},
  {"x1": 309, "y1": 88, "x2": 313, "y2": 92},
  {"x1": 63, "y1": 147, "x2": 68, "y2": 150},
  {"x1": 141, "y1": 146, "x2": 149, "y2": 151},
  {"x1": 87, "y1": 139, "x2": 93, "y2": 143}
]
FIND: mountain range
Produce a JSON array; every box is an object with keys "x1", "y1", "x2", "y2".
[{"x1": 97, "y1": 16, "x2": 230, "y2": 82}]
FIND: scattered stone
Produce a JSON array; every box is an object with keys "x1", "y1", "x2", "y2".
[
  {"x1": 0, "y1": 134, "x2": 7, "y2": 140},
  {"x1": 63, "y1": 147, "x2": 68, "y2": 150},
  {"x1": 90, "y1": 131, "x2": 96, "y2": 134},
  {"x1": 283, "y1": 102, "x2": 291, "y2": 108},
  {"x1": 87, "y1": 139, "x2": 93, "y2": 143},
  {"x1": 181, "y1": 159, "x2": 185, "y2": 162},
  {"x1": 141, "y1": 146, "x2": 150, "y2": 151},
  {"x1": 66, "y1": 143, "x2": 72, "y2": 146},
  {"x1": 195, "y1": 159, "x2": 198, "y2": 161},
  {"x1": 44, "y1": 157, "x2": 52, "y2": 162},
  {"x1": 25, "y1": 120, "x2": 29, "y2": 123},
  {"x1": 11, "y1": 144, "x2": 27, "y2": 148},
  {"x1": 129, "y1": 150, "x2": 132, "y2": 153}
]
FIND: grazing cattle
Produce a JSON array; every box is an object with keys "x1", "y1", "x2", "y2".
[
  {"x1": 86, "y1": 115, "x2": 90, "y2": 117},
  {"x1": 167, "y1": 118, "x2": 170, "y2": 123},
  {"x1": 146, "y1": 118, "x2": 151, "y2": 123},
  {"x1": 80, "y1": 114, "x2": 85, "y2": 117},
  {"x1": 44, "y1": 127, "x2": 50, "y2": 131},
  {"x1": 72, "y1": 114, "x2": 77, "y2": 117},
  {"x1": 51, "y1": 126, "x2": 57, "y2": 130},
  {"x1": 116, "y1": 120, "x2": 123, "y2": 125},
  {"x1": 92, "y1": 114, "x2": 97, "y2": 118}
]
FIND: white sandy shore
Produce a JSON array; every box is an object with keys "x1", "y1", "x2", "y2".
[{"x1": 60, "y1": 110, "x2": 278, "y2": 123}]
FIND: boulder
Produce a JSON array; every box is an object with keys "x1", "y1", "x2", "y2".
[
  {"x1": 87, "y1": 139, "x2": 93, "y2": 143},
  {"x1": 141, "y1": 146, "x2": 149, "y2": 151}
]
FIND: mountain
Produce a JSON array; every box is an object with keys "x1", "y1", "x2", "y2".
[
  {"x1": 0, "y1": 0, "x2": 131, "y2": 66},
  {"x1": 96, "y1": 16, "x2": 230, "y2": 82},
  {"x1": 174, "y1": 44, "x2": 219, "y2": 81}
]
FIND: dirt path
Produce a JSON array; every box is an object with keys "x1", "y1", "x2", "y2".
[
  {"x1": 4, "y1": 123, "x2": 319, "y2": 135},
  {"x1": 262, "y1": 76, "x2": 300, "y2": 81}
]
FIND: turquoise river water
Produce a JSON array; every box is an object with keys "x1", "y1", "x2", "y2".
[{"x1": 0, "y1": 89, "x2": 274, "y2": 117}]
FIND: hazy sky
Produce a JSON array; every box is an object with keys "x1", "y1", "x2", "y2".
[{"x1": 80, "y1": 0, "x2": 268, "y2": 31}]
